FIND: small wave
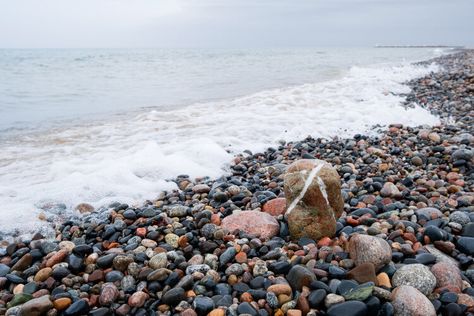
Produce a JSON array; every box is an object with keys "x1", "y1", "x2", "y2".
[{"x1": 0, "y1": 60, "x2": 440, "y2": 236}]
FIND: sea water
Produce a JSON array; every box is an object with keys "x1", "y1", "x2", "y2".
[{"x1": 0, "y1": 47, "x2": 446, "y2": 237}]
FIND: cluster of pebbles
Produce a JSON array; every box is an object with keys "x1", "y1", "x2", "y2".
[{"x1": 0, "y1": 50, "x2": 473, "y2": 316}]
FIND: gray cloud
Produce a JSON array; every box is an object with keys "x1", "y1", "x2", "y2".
[{"x1": 0, "y1": 0, "x2": 472, "y2": 48}]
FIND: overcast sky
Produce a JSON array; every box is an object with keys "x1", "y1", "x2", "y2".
[{"x1": 0, "y1": 0, "x2": 472, "y2": 48}]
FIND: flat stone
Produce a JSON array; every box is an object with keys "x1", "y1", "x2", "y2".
[
  {"x1": 341, "y1": 282, "x2": 374, "y2": 301},
  {"x1": 63, "y1": 299, "x2": 90, "y2": 316},
  {"x1": 18, "y1": 295, "x2": 53, "y2": 316},
  {"x1": 162, "y1": 288, "x2": 185, "y2": 306},
  {"x1": 262, "y1": 198, "x2": 287, "y2": 216},
  {"x1": 347, "y1": 262, "x2": 376, "y2": 284},
  {"x1": 221, "y1": 211, "x2": 279, "y2": 239}
]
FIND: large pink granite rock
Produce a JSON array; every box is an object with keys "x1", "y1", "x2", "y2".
[{"x1": 221, "y1": 211, "x2": 279, "y2": 239}]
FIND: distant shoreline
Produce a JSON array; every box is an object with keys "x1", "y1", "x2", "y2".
[{"x1": 375, "y1": 45, "x2": 465, "y2": 48}]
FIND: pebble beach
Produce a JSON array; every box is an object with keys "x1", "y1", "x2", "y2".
[{"x1": 0, "y1": 49, "x2": 473, "y2": 316}]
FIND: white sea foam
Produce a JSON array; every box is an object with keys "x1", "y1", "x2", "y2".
[{"x1": 0, "y1": 60, "x2": 440, "y2": 237}]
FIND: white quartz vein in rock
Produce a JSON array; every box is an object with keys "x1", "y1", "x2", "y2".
[{"x1": 286, "y1": 163, "x2": 326, "y2": 216}]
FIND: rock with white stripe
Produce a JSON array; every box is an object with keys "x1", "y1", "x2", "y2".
[{"x1": 284, "y1": 159, "x2": 344, "y2": 241}]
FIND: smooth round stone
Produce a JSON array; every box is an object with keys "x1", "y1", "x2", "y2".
[
  {"x1": 269, "y1": 261, "x2": 291, "y2": 274},
  {"x1": 237, "y1": 302, "x2": 258, "y2": 316},
  {"x1": 444, "y1": 303, "x2": 463, "y2": 316},
  {"x1": 6, "y1": 274, "x2": 25, "y2": 283},
  {"x1": 0, "y1": 263, "x2": 10, "y2": 277},
  {"x1": 162, "y1": 288, "x2": 185, "y2": 306},
  {"x1": 457, "y1": 237, "x2": 474, "y2": 255},
  {"x1": 378, "y1": 302, "x2": 394, "y2": 316},
  {"x1": 64, "y1": 299, "x2": 90, "y2": 316},
  {"x1": 219, "y1": 248, "x2": 237, "y2": 266},
  {"x1": 123, "y1": 209, "x2": 137, "y2": 219},
  {"x1": 348, "y1": 234, "x2": 392, "y2": 271},
  {"x1": 96, "y1": 254, "x2": 117, "y2": 268},
  {"x1": 440, "y1": 292, "x2": 458, "y2": 304},
  {"x1": 424, "y1": 226, "x2": 445, "y2": 242},
  {"x1": 105, "y1": 271, "x2": 124, "y2": 282},
  {"x1": 308, "y1": 289, "x2": 326, "y2": 308},
  {"x1": 327, "y1": 301, "x2": 368, "y2": 316},
  {"x1": 462, "y1": 223, "x2": 474, "y2": 237},
  {"x1": 249, "y1": 276, "x2": 265, "y2": 289},
  {"x1": 214, "y1": 283, "x2": 232, "y2": 295},
  {"x1": 310, "y1": 280, "x2": 331, "y2": 292},
  {"x1": 392, "y1": 264, "x2": 436, "y2": 295},
  {"x1": 391, "y1": 285, "x2": 436, "y2": 316},
  {"x1": 366, "y1": 296, "x2": 381, "y2": 316},
  {"x1": 193, "y1": 296, "x2": 215, "y2": 315},
  {"x1": 415, "y1": 253, "x2": 436, "y2": 265},
  {"x1": 72, "y1": 244, "x2": 93, "y2": 257},
  {"x1": 328, "y1": 265, "x2": 346, "y2": 279},
  {"x1": 67, "y1": 254, "x2": 84, "y2": 273},
  {"x1": 52, "y1": 267, "x2": 71, "y2": 280},
  {"x1": 233, "y1": 282, "x2": 250, "y2": 294}
]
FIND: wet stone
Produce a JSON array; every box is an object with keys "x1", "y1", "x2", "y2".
[{"x1": 327, "y1": 301, "x2": 368, "y2": 316}]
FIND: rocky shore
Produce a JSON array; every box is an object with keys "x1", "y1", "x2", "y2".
[{"x1": 0, "y1": 50, "x2": 473, "y2": 316}]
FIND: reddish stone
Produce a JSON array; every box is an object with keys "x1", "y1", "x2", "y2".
[
  {"x1": 391, "y1": 285, "x2": 436, "y2": 316},
  {"x1": 446, "y1": 172, "x2": 459, "y2": 183},
  {"x1": 431, "y1": 262, "x2": 463, "y2": 293},
  {"x1": 235, "y1": 252, "x2": 247, "y2": 263},
  {"x1": 317, "y1": 237, "x2": 332, "y2": 247},
  {"x1": 99, "y1": 283, "x2": 119, "y2": 305},
  {"x1": 240, "y1": 292, "x2": 253, "y2": 302},
  {"x1": 88, "y1": 270, "x2": 105, "y2": 283},
  {"x1": 434, "y1": 241, "x2": 455, "y2": 254},
  {"x1": 297, "y1": 295, "x2": 310, "y2": 316},
  {"x1": 116, "y1": 304, "x2": 131, "y2": 316},
  {"x1": 211, "y1": 214, "x2": 221, "y2": 225},
  {"x1": 136, "y1": 227, "x2": 147, "y2": 237},
  {"x1": 178, "y1": 236, "x2": 188, "y2": 248},
  {"x1": 346, "y1": 216, "x2": 359, "y2": 226},
  {"x1": 46, "y1": 249, "x2": 68, "y2": 267},
  {"x1": 347, "y1": 262, "x2": 377, "y2": 284},
  {"x1": 349, "y1": 234, "x2": 391, "y2": 271},
  {"x1": 128, "y1": 291, "x2": 149, "y2": 308},
  {"x1": 32, "y1": 289, "x2": 50, "y2": 298},
  {"x1": 262, "y1": 198, "x2": 287, "y2": 216},
  {"x1": 75, "y1": 203, "x2": 94, "y2": 213},
  {"x1": 457, "y1": 294, "x2": 474, "y2": 312},
  {"x1": 221, "y1": 211, "x2": 279, "y2": 239}
]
